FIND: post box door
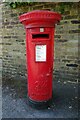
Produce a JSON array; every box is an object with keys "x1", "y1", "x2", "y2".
[{"x1": 26, "y1": 27, "x2": 54, "y2": 101}]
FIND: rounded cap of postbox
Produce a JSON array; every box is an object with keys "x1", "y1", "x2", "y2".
[{"x1": 19, "y1": 10, "x2": 61, "y2": 28}]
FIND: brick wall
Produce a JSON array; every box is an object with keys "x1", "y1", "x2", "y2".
[{"x1": 1, "y1": 2, "x2": 79, "y2": 82}]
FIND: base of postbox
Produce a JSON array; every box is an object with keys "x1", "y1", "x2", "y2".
[{"x1": 27, "y1": 97, "x2": 53, "y2": 109}]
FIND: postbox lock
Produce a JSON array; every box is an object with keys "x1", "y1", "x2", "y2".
[{"x1": 40, "y1": 28, "x2": 44, "y2": 32}]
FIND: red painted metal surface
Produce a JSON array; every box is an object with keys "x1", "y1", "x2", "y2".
[{"x1": 19, "y1": 10, "x2": 61, "y2": 102}]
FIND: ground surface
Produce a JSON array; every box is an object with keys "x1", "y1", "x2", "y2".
[{"x1": 2, "y1": 78, "x2": 78, "y2": 119}]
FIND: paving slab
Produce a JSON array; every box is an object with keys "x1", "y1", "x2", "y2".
[{"x1": 2, "y1": 79, "x2": 78, "y2": 119}]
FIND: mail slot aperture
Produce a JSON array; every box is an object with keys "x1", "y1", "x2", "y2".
[{"x1": 32, "y1": 34, "x2": 49, "y2": 39}]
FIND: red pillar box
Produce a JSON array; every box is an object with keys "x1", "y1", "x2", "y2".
[{"x1": 19, "y1": 10, "x2": 61, "y2": 109}]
